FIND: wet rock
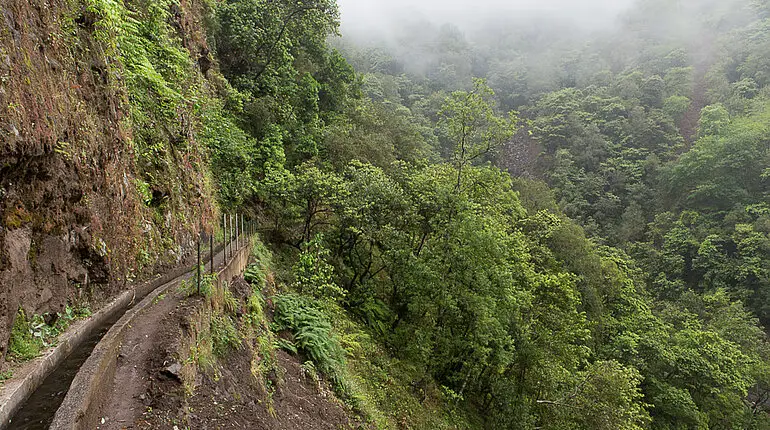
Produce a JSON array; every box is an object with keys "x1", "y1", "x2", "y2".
[{"x1": 162, "y1": 362, "x2": 182, "y2": 381}]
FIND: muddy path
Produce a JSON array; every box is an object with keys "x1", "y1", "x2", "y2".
[
  {"x1": 97, "y1": 289, "x2": 193, "y2": 429},
  {"x1": 4, "y1": 238, "x2": 244, "y2": 430},
  {"x1": 99, "y1": 276, "x2": 356, "y2": 430},
  {"x1": 95, "y1": 244, "x2": 238, "y2": 429}
]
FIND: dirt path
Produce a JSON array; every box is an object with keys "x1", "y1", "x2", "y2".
[
  {"x1": 98, "y1": 273, "x2": 356, "y2": 430},
  {"x1": 97, "y1": 243, "x2": 241, "y2": 430},
  {"x1": 98, "y1": 290, "x2": 186, "y2": 429}
]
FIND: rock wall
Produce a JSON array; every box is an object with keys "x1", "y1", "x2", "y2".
[{"x1": 0, "y1": 0, "x2": 218, "y2": 365}]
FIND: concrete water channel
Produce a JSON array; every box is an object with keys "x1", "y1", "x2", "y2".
[{"x1": 1, "y1": 234, "x2": 251, "y2": 430}]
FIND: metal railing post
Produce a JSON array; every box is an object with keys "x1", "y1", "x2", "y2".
[
  {"x1": 223, "y1": 213, "x2": 228, "y2": 265},
  {"x1": 210, "y1": 228, "x2": 214, "y2": 275},
  {"x1": 197, "y1": 233, "x2": 201, "y2": 295}
]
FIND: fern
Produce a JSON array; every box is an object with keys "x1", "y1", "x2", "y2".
[
  {"x1": 273, "y1": 294, "x2": 346, "y2": 383},
  {"x1": 274, "y1": 338, "x2": 298, "y2": 354},
  {"x1": 244, "y1": 264, "x2": 266, "y2": 288}
]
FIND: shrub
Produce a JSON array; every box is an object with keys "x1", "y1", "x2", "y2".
[
  {"x1": 181, "y1": 270, "x2": 216, "y2": 297},
  {"x1": 292, "y1": 235, "x2": 345, "y2": 301},
  {"x1": 8, "y1": 309, "x2": 43, "y2": 361},
  {"x1": 210, "y1": 314, "x2": 240, "y2": 357},
  {"x1": 8, "y1": 306, "x2": 90, "y2": 362},
  {"x1": 273, "y1": 294, "x2": 346, "y2": 383}
]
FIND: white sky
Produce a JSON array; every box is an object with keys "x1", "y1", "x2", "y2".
[{"x1": 338, "y1": 0, "x2": 635, "y2": 34}]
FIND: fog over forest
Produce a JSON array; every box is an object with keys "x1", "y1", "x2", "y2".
[
  {"x1": 338, "y1": 0, "x2": 637, "y2": 37},
  {"x1": 324, "y1": 0, "x2": 770, "y2": 426},
  {"x1": 3, "y1": 0, "x2": 770, "y2": 427}
]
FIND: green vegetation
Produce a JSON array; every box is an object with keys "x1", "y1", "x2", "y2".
[
  {"x1": 190, "y1": 0, "x2": 770, "y2": 426},
  {"x1": 273, "y1": 294, "x2": 346, "y2": 385},
  {"x1": 210, "y1": 313, "x2": 240, "y2": 357},
  {"x1": 8, "y1": 306, "x2": 92, "y2": 362},
  {"x1": 180, "y1": 271, "x2": 217, "y2": 297},
  {"x1": 7, "y1": 0, "x2": 769, "y2": 426},
  {"x1": 8, "y1": 309, "x2": 41, "y2": 361},
  {"x1": 250, "y1": 235, "x2": 479, "y2": 426}
]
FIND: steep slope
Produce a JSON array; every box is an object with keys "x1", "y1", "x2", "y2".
[
  {"x1": 100, "y1": 275, "x2": 356, "y2": 430},
  {"x1": 0, "y1": 0, "x2": 219, "y2": 366}
]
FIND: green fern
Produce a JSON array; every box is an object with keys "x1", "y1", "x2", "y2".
[
  {"x1": 274, "y1": 338, "x2": 298, "y2": 354},
  {"x1": 244, "y1": 264, "x2": 266, "y2": 288},
  {"x1": 273, "y1": 294, "x2": 346, "y2": 383}
]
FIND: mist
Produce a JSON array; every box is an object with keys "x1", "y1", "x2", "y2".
[{"x1": 338, "y1": 0, "x2": 637, "y2": 39}]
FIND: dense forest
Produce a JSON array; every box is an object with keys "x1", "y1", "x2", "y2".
[
  {"x1": 216, "y1": 0, "x2": 770, "y2": 427},
  {"x1": 208, "y1": 0, "x2": 770, "y2": 426},
  {"x1": 2, "y1": 0, "x2": 770, "y2": 428}
]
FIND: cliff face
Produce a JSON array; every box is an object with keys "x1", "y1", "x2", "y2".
[{"x1": 0, "y1": 0, "x2": 219, "y2": 365}]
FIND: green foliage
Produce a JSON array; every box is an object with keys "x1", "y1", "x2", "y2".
[
  {"x1": 214, "y1": 0, "x2": 339, "y2": 93},
  {"x1": 8, "y1": 309, "x2": 42, "y2": 361},
  {"x1": 221, "y1": 286, "x2": 239, "y2": 316},
  {"x1": 274, "y1": 338, "x2": 297, "y2": 355},
  {"x1": 265, "y1": 156, "x2": 663, "y2": 426},
  {"x1": 272, "y1": 294, "x2": 346, "y2": 385},
  {"x1": 244, "y1": 235, "x2": 275, "y2": 293},
  {"x1": 82, "y1": 0, "x2": 770, "y2": 426},
  {"x1": 663, "y1": 95, "x2": 691, "y2": 122},
  {"x1": 251, "y1": 235, "x2": 274, "y2": 274},
  {"x1": 199, "y1": 99, "x2": 264, "y2": 207},
  {"x1": 438, "y1": 79, "x2": 518, "y2": 189},
  {"x1": 538, "y1": 361, "x2": 650, "y2": 430},
  {"x1": 698, "y1": 103, "x2": 731, "y2": 137},
  {"x1": 8, "y1": 306, "x2": 90, "y2": 362},
  {"x1": 180, "y1": 271, "x2": 216, "y2": 297},
  {"x1": 85, "y1": 0, "x2": 204, "y2": 197},
  {"x1": 210, "y1": 314, "x2": 240, "y2": 357},
  {"x1": 667, "y1": 104, "x2": 770, "y2": 211},
  {"x1": 292, "y1": 235, "x2": 344, "y2": 301},
  {"x1": 210, "y1": 0, "x2": 350, "y2": 170},
  {"x1": 244, "y1": 264, "x2": 266, "y2": 290},
  {"x1": 331, "y1": 304, "x2": 482, "y2": 428}
]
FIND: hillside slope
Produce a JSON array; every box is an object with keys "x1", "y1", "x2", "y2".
[
  {"x1": 0, "y1": 0, "x2": 218, "y2": 366},
  {"x1": 2, "y1": 0, "x2": 770, "y2": 428}
]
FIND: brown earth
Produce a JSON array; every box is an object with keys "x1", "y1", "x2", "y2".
[
  {"x1": 97, "y1": 275, "x2": 357, "y2": 430},
  {"x1": 0, "y1": 0, "x2": 217, "y2": 367},
  {"x1": 130, "y1": 348, "x2": 356, "y2": 430}
]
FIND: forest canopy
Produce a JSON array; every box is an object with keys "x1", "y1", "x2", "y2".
[{"x1": 199, "y1": 0, "x2": 770, "y2": 427}]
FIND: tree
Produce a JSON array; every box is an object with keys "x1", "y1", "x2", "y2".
[
  {"x1": 640, "y1": 75, "x2": 665, "y2": 108},
  {"x1": 215, "y1": 0, "x2": 339, "y2": 91},
  {"x1": 438, "y1": 79, "x2": 518, "y2": 190},
  {"x1": 538, "y1": 361, "x2": 650, "y2": 430},
  {"x1": 697, "y1": 104, "x2": 730, "y2": 138}
]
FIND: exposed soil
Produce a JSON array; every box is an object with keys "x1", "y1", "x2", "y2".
[
  {"x1": 0, "y1": 0, "x2": 217, "y2": 367},
  {"x1": 97, "y1": 275, "x2": 356, "y2": 430},
  {"x1": 97, "y1": 290, "x2": 197, "y2": 429},
  {"x1": 129, "y1": 348, "x2": 356, "y2": 430}
]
